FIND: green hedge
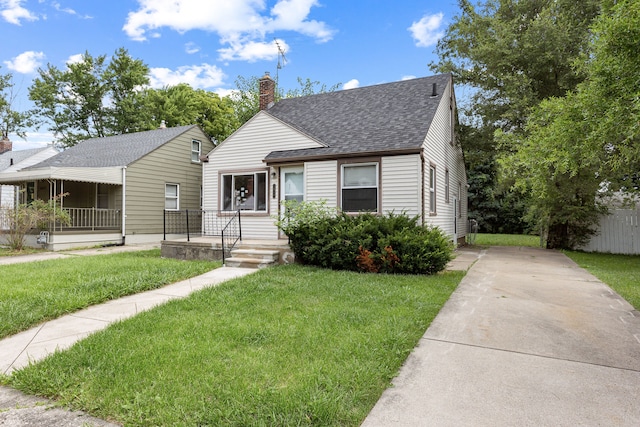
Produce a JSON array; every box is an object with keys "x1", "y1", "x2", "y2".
[{"x1": 275, "y1": 201, "x2": 453, "y2": 274}]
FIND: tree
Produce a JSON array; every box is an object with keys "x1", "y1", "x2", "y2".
[
  {"x1": 0, "y1": 69, "x2": 33, "y2": 140},
  {"x1": 431, "y1": 0, "x2": 601, "y2": 235},
  {"x1": 29, "y1": 48, "x2": 150, "y2": 147},
  {"x1": 500, "y1": 0, "x2": 640, "y2": 249},
  {"x1": 144, "y1": 84, "x2": 239, "y2": 143}
]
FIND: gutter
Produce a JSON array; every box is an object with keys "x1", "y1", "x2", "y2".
[{"x1": 121, "y1": 166, "x2": 126, "y2": 246}]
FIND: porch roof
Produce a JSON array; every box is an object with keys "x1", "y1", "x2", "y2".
[{"x1": 0, "y1": 166, "x2": 123, "y2": 185}]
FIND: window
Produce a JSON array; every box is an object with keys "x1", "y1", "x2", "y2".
[
  {"x1": 445, "y1": 169, "x2": 450, "y2": 203},
  {"x1": 429, "y1": 165, "x2": 436, "y2": 214},
  {"x1": 165, "y1": 183, "x2": 179, "y2": 210},
  {"x1": 191, "y1": 139, "x2": 201, "y2": 163},
  {"x1": 341, "y1": 163, "x2": 378, "y2": 212},
  {"x1": 222, "y1": 171, "x2": 267, "y2": 212}
]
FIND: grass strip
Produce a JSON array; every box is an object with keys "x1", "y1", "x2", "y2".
[
  {"x1": 9, "y1": 264, "x2": 463, "y2": 426},
  {"x1": 472, "y1": 233, "x2": 541, "y2": 247},
  {"x1": 565, "y1": 251, "x2": 640, "y2": 310},
  {"x1": 0, "y1": 249, "x2": 218, "y2": 338}
]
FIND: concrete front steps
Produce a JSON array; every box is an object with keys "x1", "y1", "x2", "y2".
[
  {"x1": 224, "y1": 239, "x2": 294, "y2": 269},
  {"x1": 225, "y1": 248, "x2": 281, "y2": 269}
]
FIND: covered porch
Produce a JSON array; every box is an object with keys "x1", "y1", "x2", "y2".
[{"x1": 0, "y1": 166, "x2": 126, "y2": 249}]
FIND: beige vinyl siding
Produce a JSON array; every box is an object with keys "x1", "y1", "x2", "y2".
[
  {"x1": 381, "y1": 154, "x2": 421, "y2": 218},
  {"x1": 305, "y1": 161, "x2": 337, "y2": 205},
  {"x1": 422, "y1": 77, "x2": 467, "y2": 240},
  {"x1": 203, "y1": 112, "x2": 323, "y2": 239},
  {"x1": 125, "y1": 127, "x2": 213, "y2": 235}
]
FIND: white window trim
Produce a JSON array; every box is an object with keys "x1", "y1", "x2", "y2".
[
  {"x1": 429, "y1": 165, "x2": 436, "y2": 215},
  {"x1": 341, "y1": 162, "x2": 379, "y2": 213},
  {"x1": 191, "y1": 139, "x2": 202, "y2": 163},
  {"x1": 165, "y1": 183, "x2": 179, "y2": 211},
  {"x1": 221, "y1": 171, "x2": 268, "y2": 213}
]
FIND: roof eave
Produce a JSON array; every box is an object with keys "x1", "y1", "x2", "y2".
[{"x1": 264, "y1": 147, "x2": 422, "y2": 166}]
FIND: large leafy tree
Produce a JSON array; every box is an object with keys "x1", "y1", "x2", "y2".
[
  {"x1": 431, "y1": 0, "x2": 601, "y2": 234},
  {"x1": 501, "y1": 0, "x2": 639, "y2": 249},
  {"x1": 29, "y1": 48, "x2": 150, "y2": 147},
  {"x1": 144, "y1": 84, "x2": 239, "y2": 143},
  {"x1": 0, "y1": 69, "x2": 33, "y2": 141}
]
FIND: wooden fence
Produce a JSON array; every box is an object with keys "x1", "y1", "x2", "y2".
[{"x1": 580, "y1": 209, "x2": 640, "y2": 255}]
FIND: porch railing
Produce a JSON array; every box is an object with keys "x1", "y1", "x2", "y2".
[
  {"x1": 163, "y1": 209, "x2": 242, "y2": 263},
  {"x1": 57, "y1": 208, "x2": 122, "y2": 231},
  {"x1": 0, "y1": 207, "x2": 10, "y2": 230}
]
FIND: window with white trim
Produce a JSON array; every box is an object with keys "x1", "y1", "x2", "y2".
[
  {"x1": 222, "y1": 171, "x2": 267, "y2": 212},
  {"x1": 191, "y1": 139, "x2": 202, "y2": 163},
  {"x1": 341, "y1": 163, "x2": 378, "y2": 212},
  {"x1": 429, "y1": 165, "x2": 436, "y2": 214},
  {"x1": 165, "y1": 183, "x2": 179, "y2": 210}
]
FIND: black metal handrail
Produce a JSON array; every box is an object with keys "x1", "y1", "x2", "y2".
[{"x1": 163, "y1": 209, "x2": 242, "y2": 263}]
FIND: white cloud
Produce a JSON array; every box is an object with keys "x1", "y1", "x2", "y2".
[
  {"x1": 51, "y1": 1, "x2": 92, "y2": 19},
  {"x1": 65, "y1": 53, "x2": 84, "y2": 65},
  {"x1": 4, "y1": 51, "x2": 45, "y2": 73},
  {"x1": 401, "y1": 75, "x2": 417, "y2": 81},
  {"x1": 342, "y1": 79, "x2": 359, "y2": 90},
  {"x1": 1, "y1": 0, "x2": 38, "y2": 25},
  {"x1": 123, "y1": 0, "x2": 334, "y2": 62},
  {"x1": 10, "y1": 131, "x2": 56, "y2": 150},
  {"x1": 185, "y1": 42, "x2": 200, "y2": 54},
  {"x1": 149, "y1": 63, "x2": 226, "y2": 89},
  {"x1": 218, "y1": 38, "x2": 288, "y2": 62},
  {"x1": 408, "y1": 13, "x2": 444, "y2": 47}
]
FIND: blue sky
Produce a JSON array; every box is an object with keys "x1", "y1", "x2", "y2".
[{"x1": 2, "y1": 0, "x2": 461, "y2": 149}]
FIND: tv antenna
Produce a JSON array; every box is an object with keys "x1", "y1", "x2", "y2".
[{"x1": 274, "y1": 38, "x2": 287, "y2": 86}]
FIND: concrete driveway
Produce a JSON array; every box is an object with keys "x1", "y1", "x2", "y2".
[{"x1": 363, "y1": 246, "x2": 640, "y2": 426}]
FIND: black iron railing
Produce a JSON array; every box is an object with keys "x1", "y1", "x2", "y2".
[{"x1": 163, "y1": 209, "x2": 242, "y2": 263}]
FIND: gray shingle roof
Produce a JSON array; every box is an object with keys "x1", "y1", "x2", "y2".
[
  {"x1": 26, "y1": 125, "x2": 198, "y2": 169},
  {"x1": 0, "y1": 147, "x2": 53, "y2": 171},
  {"x1": 265, "y1": 74, "x2": 451, "y2": 161}
]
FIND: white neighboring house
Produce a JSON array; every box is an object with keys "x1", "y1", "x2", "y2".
[
  {"x1": 0, "y1": 140, "x2": 59, "y2": 229},
  {"x1": 202, "y1": 73, "x2": 468, "y2": 245}
]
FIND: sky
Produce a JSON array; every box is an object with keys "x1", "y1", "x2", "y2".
[{"x1": 1, "y1": 0, "x2": 462, "y2": 150}]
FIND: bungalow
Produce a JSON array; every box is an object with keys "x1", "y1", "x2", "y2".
[
  {"x1": 203, "y1": 73, "x2": 467, "y2": 245},
  {"x1": 0, "y1": 125, "x2": 213, "y2": 250},
  {"x1": 0, "y1": 139, "x2": 59, "y2": 229}
]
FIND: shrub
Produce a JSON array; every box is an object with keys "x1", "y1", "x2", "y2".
[{"x1": 276, "y1": 203, "x2": 453, "y2": 274}]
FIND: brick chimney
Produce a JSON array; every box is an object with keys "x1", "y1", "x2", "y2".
[
  {"x1": 259, "y1": 72, "x2": 275, "y2": 110},
  {"x1": 0, "y1": 136, "x2": 12, "y2": 154}
]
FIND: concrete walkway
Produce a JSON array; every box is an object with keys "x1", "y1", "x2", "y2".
[
  {"x1": 0, "y1": 245, "x2": 256, "y2": 426},
  {"x1": 363, "y1": 246, "x2": 640, "y2": 426}
]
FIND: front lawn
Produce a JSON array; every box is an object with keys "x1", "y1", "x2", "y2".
[
  {"x1": 0, "y1": 249, "x2": 217, "y2": 338},
  {"x1": 565, "y1": 251, "x2": 640, "y2": 310},
  {"x1": 8, "y1": 265, "x2": 463, "y2": 426}
]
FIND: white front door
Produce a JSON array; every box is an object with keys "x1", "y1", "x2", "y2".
[
  {"x1": 280, "y1": 166, "x2": 304, "y2": 204},
  {"x1": 279, "y1": 166, "x2": 304, "y2": 239}
]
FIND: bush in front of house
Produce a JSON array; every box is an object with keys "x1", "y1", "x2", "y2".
[{"x1": 275, "y1": 200, "x2": 454, "y2": 274}]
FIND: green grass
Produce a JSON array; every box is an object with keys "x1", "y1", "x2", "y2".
[
  {"x1": 565, "y1": 251, "x2": 640, "y2": 310},
  {"x1": 0, "y1": 246, "x2": 47, "y2": 257},
  {"x1": 8, "y1": 265, "x2": 463, "y2": 426},
  {"x1": 472, "y1": 233, "x2": 541, "y2": 247},
  {"x1": 0, "y1": 249, "x2": 218, "y2": 338}
]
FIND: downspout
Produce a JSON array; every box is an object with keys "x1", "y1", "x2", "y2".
[{"x1": 121, "y1": 166, "x2": 126, "y2": 245}]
